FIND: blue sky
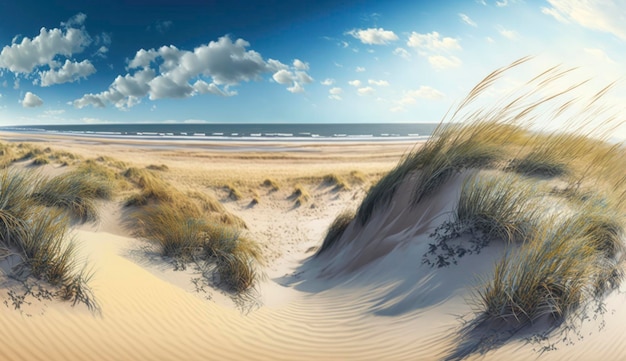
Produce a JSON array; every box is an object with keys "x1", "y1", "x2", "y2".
[{"x1": 0, "y1": 0, "x2": 624, "y2": 125}]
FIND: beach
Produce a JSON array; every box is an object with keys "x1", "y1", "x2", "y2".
[{"x1": 0, "y1": 127, "x2": 625, "y2": 361}]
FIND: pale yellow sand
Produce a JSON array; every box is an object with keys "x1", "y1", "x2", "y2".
[{"x1": 0, "y1": 132, "x2": 623, "y2": 361}]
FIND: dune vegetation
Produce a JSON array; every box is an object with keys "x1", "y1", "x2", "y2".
[
  {"x1": 123, "y1": 166, "x2": 261, "y2": 293},
  {"x1": 0, "y1": 169, "x2": 99, "y2": 311},
  {"x1": 322, "y1": 57, "x2": 626, "y2": 327},
  {"x1": 0, "y1": 139, "x2": 263, "y2": 304}
]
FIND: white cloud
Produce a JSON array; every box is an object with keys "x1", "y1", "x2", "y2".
[
  {"x1": 0, "y1": 20, "x2": 91, "y2": 73},
  {"x1": 407, "y1": 31, "x2": 461, "y2": 51},
  {"x1": 393, "y1": 47, "x2": 411, "y2": 60},
  {"x1": 293, "y1": 59, "x2": 309, "y2": 70},
  {"x1": 95, "y1": 46, "x2": 109, "y2": 58},
  {"x1": 287, "y1": 82, "x2": 305, "y2": 94},
  {"x1": 459, "y1": 13, "x2": 478, "y2": 27},
  {"x1": 541, "y1": 7, "x2": 569, "y2": 23},
  {"x1": 401, "y1": 86, "x2": 445, "y2": 104},
  {"x1": 428, "y1": 55, "x2": 462, "y2": 69},
  {"x1": 329, "y1": 87, "x2": 342, "y2": 95},
  {"x1": 496, "y1": 0, "x2": 509, "y2": 6},
  {"x1": 321, "y1": 78, "x2": 335, "y2": 86},
  {"x1": 392, "y1": 86, "x2": 445, "y2": 112},
  {"x1": 21, "y1": 91, "x2": 43, "y2": 107},
  {"x1": 273, "y1": 69, "x2": 294, "y2": 85},
  {"x1": 74, "y1": 36, "x2": 312, "y2": 108},
  {"x1": 0, "y1": 13, "x2": 98, "y2": 88},
  {"x1": 13, "y1": 78, "x2": 19, "y2": 89},
  {"x1": 544, "y1": 0, "x2": 626, "y2": 40},
  {"x1": 329, "y1": 87, "x2": 342, "y2": 100},
  {"x1": 348, "y1": 28, "x2": 399, "y2": 45},
  {"x1": 39, "y1": 59, "x2": 95, "y2": 86},
  {"x1": 584, "y1": 48, "x2": 616, "y2": 63},
  {"x1": 357, "y1": 86, "x2": 375, "y2": 96},
  {"x1": 355, "y1": 66, "x2": 366, "y2": 72},
  {"x1": 61, "y1": 13, "x2": 87, "y2": 28},
  {"x1": 348, "y1": 80, "x2": 362, "y2": 87},
  {"x1": 272, "y1": 68, "x2": 313, "y2": 92},
  {"x1": 368, "y1": 79, "x2": 389, "y2": 86},
  {"x1": 497, "y1": 26, "x2": 519, "y2": 40}
]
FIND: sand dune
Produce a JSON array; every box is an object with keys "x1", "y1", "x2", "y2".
[{"x1": 0, "y1": 126, "x2": 625, "y2": 361}]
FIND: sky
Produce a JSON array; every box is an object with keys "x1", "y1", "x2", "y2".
[{"x1": 0, "y1": 0, "x2": 625, "y2": 126}]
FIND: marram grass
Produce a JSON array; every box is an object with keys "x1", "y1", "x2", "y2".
[{"x1": 328, "y1": 58, "x2": 626, "y2": 327}]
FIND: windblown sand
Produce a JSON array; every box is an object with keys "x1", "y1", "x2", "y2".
[{"x1": 0, "y1": 132, "x2": 624, "y2": 361}]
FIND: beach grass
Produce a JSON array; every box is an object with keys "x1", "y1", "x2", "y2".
[
  {"x1": 317, "y1": 209, "x2": 355, "y2": 255},
  {"x1": 123, "y1": 165, "x2": 258, "y2": 292},
  {"x1": 330, "y1": 58, "x2": 626, "y2": 327},
  {"x1": 0, "y1": 169, "x2": 96, "y2": 309},
  {"x1": 292, "y1": 184, "x2": 311, "y2": 206},
  {"x1": 262, "y1": 178, "x2": 280, "y2": 191},
  {"x1": 32, "y1": 170, "x2": 113, "y2": 222}
]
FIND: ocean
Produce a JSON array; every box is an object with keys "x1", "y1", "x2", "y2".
[{"x1": 0, "y1": 123, "x2": 440, "y2": 142}]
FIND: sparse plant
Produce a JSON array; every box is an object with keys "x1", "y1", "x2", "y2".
[
  {"x1": 146, "y1": 164, "x2": 169, "y2": 171},
  {"x1": 317, "y1": 209, "x2": 355, "y2": 255},
  {"x1": 224, "y1": 183, "x2": 243, "y2": 201},
  {"x1": 262, "y1": 178, "x2": 280, "y2": 191},
  {"x1": 32, "y1": 170, "x2": 113, "y2": 222}
]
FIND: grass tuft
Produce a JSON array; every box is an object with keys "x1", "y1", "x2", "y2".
[
  {"x1": 262, "y1": 178, "x2": 280, "y2": 191},
  {"x1": 292, "y1": 184, "x2": 311, "y2": 206},
  {"x1": 317, "y1": 209, "x2": 355, "y2": 255},
  {"x1": 224, "y1": 183, "x2": 243, "y2": 201}
]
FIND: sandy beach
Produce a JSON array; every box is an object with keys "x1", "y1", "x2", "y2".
[{"x1": 0, "y1": 126, "x2": 625, "y2": 361}]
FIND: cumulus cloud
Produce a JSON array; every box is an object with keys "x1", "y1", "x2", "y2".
[
  {"x1": 39, "y1": 59, "x2": 95, "y2": 86},
  {"x1": 0, "y1": 18, "x2": 90, "y2": 73},
  {"x1": 329, "y1": 87, "x2": 343, "y2": 100},
  {"x1": 348, "y1": 28, "x2": 398, "y2": 45},
  {"x1": 74, "y1": 36, "x2": 312, "y2": 109},
  {"x1": 21, "y1": 91, "x2": 43, "y2": 107},
  {"x1": 393, "y1": 47, "x2": 411, "y2": 60},
  {"x1": 348, "y1": 80, "x2": 362, "y2": 87},
  {"x1": 272, "y1": 68, "x2": 313, "y2": 93},
  {"x1": 357, "y1": 86, "x2": 375, "y2": 96},
  {"x1": 407, "y1": 31, "x2": 462, "y2": 70},
  {"x1": 0, "y1": 13, "x2": 98, "y2": 87},
  {"x1": 321, "y1": 78, "x2": 335, "y2": 86},
  {"x1": 543, "y1": 0, "x2": 626, "y2": 40},
  {"x1": 459, "y1": 13, "x2": 477, "y2": 27},
  {"x1": 407, "y1": 31, "x2": 461, "y2": 51},
  {"x1": 391, "y1": 86, "x2": 445, "y2": 112},
  {"x1": 368, "y1": 79, "x2": 389, "y2": 86},
  {"x1": 293, "y1": 59, "x2": 309, "y2": 70},
  {"x1": 355, "y1": 66, "x2": 366, "y2": 72}
]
